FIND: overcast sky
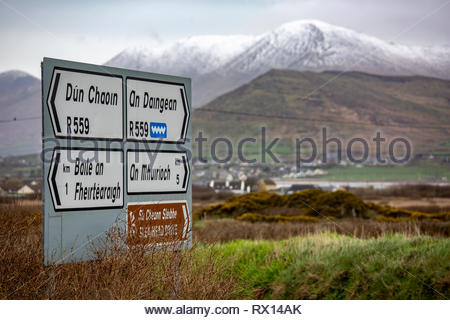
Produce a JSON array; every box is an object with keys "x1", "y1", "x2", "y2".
[{"x1": 1, "y1": 0, "x2": 449, "y2": 77}]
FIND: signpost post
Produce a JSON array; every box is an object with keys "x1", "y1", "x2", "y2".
[{"x1": 42, "y1": 58, "x2": 192, "y2": 265}]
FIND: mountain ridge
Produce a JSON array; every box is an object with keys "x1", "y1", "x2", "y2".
[
  {"x1": 1, "y1": 19, "x2": 450, "y2": 156},
  {"x1": 0, "y1": 70, "x2": 41, "y2": 156},
  {"x1": 107, "y1": 20, "x2": 450, "y2": 107},
  {"x1": 1, "y1": 68, "x2": 449, "y2": 157}
]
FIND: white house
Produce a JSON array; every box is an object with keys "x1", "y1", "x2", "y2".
[{"x1": 16, "y1": 185, "x2": 35, "y2": 196}]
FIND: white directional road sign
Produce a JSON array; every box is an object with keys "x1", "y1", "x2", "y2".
[
  {"x1": 127, "y1": 150, "x2": 190, "y2": 194},
  {"x1": 126, "y1": 78, "x2": 190, "y2": 142},
  {"x1": 47, "y1": 68, "x2": 123, "y2": 139},
  {"x1": 48, "y1": 148, "x2": 123, "y2": 210},
  {"x1": 42, "y1": 58, "x2": 191, "y2": 265}
]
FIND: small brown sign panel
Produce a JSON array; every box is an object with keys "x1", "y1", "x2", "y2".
[{"x1": 127, "y1": 201, "x2": 190, "y2": 245}]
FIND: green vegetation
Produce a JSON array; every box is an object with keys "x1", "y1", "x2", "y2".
[
  {"x1": 322, "y1": 166, "x2": 450, "y2": 181},
  {"x1": 194, "y1": 69, "x2": 450, "y2": 154},
  {"x1": 2, "y1": 201, "x2": 449, "y2": 299},
  {"x1": 205, "y1": 233, "x2": 450, "y2": 299}
]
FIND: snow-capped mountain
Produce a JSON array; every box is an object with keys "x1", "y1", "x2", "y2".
[
  {"x1": 222, "y1": 20, "x2": 449, "y2": 76},
  {"x1": 106, "y1": 20, "x2": 450, "y2": 107},
  {"x1": 107, "y1": 35, "x2": 255, "y2": 78},
  {"x1": 1, "y1": 20, "x2": 450, "y2": 157}
]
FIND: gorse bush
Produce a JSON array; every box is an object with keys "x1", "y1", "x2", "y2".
[
  {"x1": 367, "y1": 202, "x2": 450, "y2": 221},
  {"x1": 201, "y1": 190, "x2": 366, "y2": 219},
  {"x1": 201, "y1": 192, "x2": 284, "y2": 218},
  {"x1": 199, "y1": 190, "x2": 450, "y2": 222}
]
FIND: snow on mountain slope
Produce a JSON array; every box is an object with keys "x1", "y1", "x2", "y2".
[
  {"x1": 221, "y1": 20, "x2": 449, "y2": 78},
  {"x1": 106, "y1": 35, "x2": 255, "y2": 77},
  {"x1": 106, "y1": 20, "x2": 450, "y2": 107}
]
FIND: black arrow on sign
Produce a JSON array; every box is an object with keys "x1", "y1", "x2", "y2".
[
  {"x1": 50, "y1": 72, "x2": 62, "y2": 133},
  {"x1": 51, "y1": 151, "x2": 61, "y2": 206},
  {"x1": 182, "y1": 155, "x2": 188, "y2": 189},
  {"x1": 180, "y1": 88, "x2": 189, "y2": 140}
]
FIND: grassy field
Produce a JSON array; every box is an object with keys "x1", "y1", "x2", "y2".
[
  {"x1": 321, "y1": 166, "x2": 450, "y2": 181},
  {"x1": 208, "y1": 233, "x2": 450, "y2": 299},
  {"x1": 1, "y1": 201, "x2": 449, "y2": 299}
]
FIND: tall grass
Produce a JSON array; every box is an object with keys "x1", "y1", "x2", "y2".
[
  {"x1": 0, "y1": 203, "x2": 237, "y2": 299},
  {"x1": 209, "y1": 234, "x2": 450, "y2": 299},
  {"x1": 194, "y1": 219, "x2": 450, "y2": 243},
  {"x1": 1, "y1": 202, "x2": 449, "y2": 299}
]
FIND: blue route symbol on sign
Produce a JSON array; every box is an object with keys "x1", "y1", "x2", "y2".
[{"x1": 150, "y1": 122, "x2": 167, "y2": 138}]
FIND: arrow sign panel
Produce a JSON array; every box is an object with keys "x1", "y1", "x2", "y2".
[
  {"x1": 127, "y1": 200, "x2": 190, "y2": 245},
  {"x1": 126, "y1": 78, "x2": 190, "y2": 142},
  {"x1": 127, "y1": 150, "x2": 190, "y2": 194},
  {"x1": 47, "y1": 68, "x2": 123, "y2": 139},
  {"x1": 48, "y1": 148, "x2": 124, "y2": 210}
]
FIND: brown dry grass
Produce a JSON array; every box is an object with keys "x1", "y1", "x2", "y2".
[
  {"x1": 371, "y1": 199, "x2": 450, "y2": 213},
  {"x1": 194, "y1": 219, "x2": 450, "y2": 243},
  {"x1": 0, "y1": 203, "x2": 237, "y2": 300},
  {"x1": 2, "y1": 198, "x2": 449, "y2": 299},
  {"x1": 350, "y1": 184, "x2": 450, "y2": 200}
]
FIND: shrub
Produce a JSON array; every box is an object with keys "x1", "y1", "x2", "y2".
[
  {"x1": 368, "y1": 202, "x2": 450, "y2": 221},
  {"x1": 198, "y1": 189, "x2": 450, "y2": 223},
  {"x1": 199, "y1": 189, "x2": 368, "y2": 220}
]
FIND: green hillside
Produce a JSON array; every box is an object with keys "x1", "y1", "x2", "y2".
[{"x1": 193, "y1": 70, "x2": 450, "y2": 157}]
